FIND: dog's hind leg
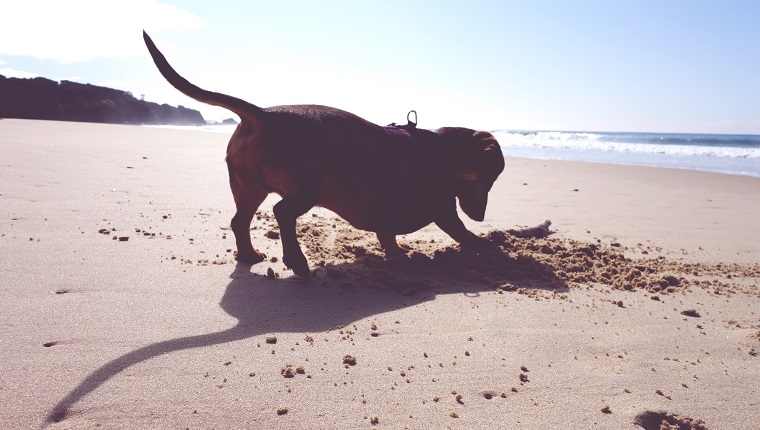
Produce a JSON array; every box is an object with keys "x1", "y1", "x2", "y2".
[
  {"x1": 229, "y1": 170, "x2": 268, "y2": 264},
  {"x1": 273, "y1": 185, "x2": 319, "y2": 278},
  {"x1": 231, "y1": 207, "x2": 266, "y2": 263}
]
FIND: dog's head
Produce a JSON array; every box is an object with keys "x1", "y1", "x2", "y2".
[{"x1": 436, "y1": 128, "x2": 505, "y2": 221}]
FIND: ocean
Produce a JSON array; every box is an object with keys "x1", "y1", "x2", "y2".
[
  {"x1": 154, "y1": 125, "x2": 760, "y2": 178},
  {"x1": 493, "y1": 130, "x2": 760, "y2": 178}
]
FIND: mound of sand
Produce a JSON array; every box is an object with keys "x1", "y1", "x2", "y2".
[{"x1": 274, "y1": 216, "x2": 760, "y2": 298}]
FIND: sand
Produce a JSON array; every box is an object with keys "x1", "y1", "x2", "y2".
[{"x1": 1, "y1": 119, "x2": 758, "y2": 429}]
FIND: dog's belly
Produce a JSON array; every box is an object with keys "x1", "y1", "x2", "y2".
[
  {"x1": 317, "y1": 177, "x2": 373, "y2": 230},
  {"x1": 318, "y1": 177, "x2": 435, "y2": 234}
]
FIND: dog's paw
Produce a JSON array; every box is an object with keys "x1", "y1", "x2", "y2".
[
  {"x1": 284, "y1": 253, "x2": 310, "y2": 278},
  {"x1": 460, "y1": 235, "x2": 493, "y2": 251},
  {"x1": 383, "y1": 243, "x2": 412, "y2": 257},
  {"x1": 235, "y1": 249, "x2": 267, "y2": 264}
]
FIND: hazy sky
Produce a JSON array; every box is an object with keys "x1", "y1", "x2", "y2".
[{"x1": 2, "y1": 0, "x2": 759, "y2": 133}]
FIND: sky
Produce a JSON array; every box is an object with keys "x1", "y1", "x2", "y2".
[{"x1": 1, "y1": 0, "x2": 759, "y2": 134}]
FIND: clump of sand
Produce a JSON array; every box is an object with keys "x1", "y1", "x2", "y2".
[{"x1": 633, "y1": 410, "x2": 708, "y2": 430}]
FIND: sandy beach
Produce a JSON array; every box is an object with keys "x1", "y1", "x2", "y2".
[{"x1": 1, "y1": 118, "x2": 758, "y2": 429}]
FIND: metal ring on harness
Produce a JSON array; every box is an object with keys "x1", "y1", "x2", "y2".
[
  {"x1": 407, "y1": 110, "x2": 417, "y2": 128},
  {"x1": 387, "y1": 110, "x2": 418, "y2": 131}
]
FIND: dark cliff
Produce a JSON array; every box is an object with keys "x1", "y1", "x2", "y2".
[{"x1": 0, "y1": 75, "x2": 207, "y2": 125}]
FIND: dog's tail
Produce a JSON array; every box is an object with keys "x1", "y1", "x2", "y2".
[{"x1": 143, "y1": 31, "x2": 264, "y2": 124}]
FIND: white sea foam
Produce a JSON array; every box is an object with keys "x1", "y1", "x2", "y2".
[
  {"x1": 492, "y1": 131, "x2": 760, "y2": 159},
  {"x1": 145, "y1": 124, "x2": 238, "y2": 134}
]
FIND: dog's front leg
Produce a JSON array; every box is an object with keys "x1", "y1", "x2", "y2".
[
  {"x1": 435, "y1": 207, "x2": 490, "y2": 249},
  {"x1": 273, "y1": 189, "x2": 319, "y2": 278},
  {"x1": 377, "y1": 232, "x2": 411, "y2": 256}
]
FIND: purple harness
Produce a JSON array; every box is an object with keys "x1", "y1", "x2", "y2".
[{"x1": 383, "y1": 125, "x2": 413, "y2": 141}]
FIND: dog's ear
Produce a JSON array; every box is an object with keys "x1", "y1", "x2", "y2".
[
  {"x1": 468, "y1": 131, "x2": 503, "y2": 177},
  {"x1": 454, "y1": 130, "x2": 505, "y2": 221}
]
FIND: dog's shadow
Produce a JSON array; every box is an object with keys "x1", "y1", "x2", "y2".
[{"x1": 46, "y1": 241, "x2": 567, "y2": 424}]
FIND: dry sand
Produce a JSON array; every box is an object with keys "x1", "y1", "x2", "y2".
[{"x1": 1, "y1": 119, "x2": 758, "y2": 429}]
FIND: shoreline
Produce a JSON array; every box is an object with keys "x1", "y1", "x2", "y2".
[{"x1": 1, "y1": 119, "x2": 758, "y2": 429}]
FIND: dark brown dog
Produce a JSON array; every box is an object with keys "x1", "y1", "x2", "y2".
[{"x1": 143, "y1": 31, "x2": 505, "y2": 277}]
